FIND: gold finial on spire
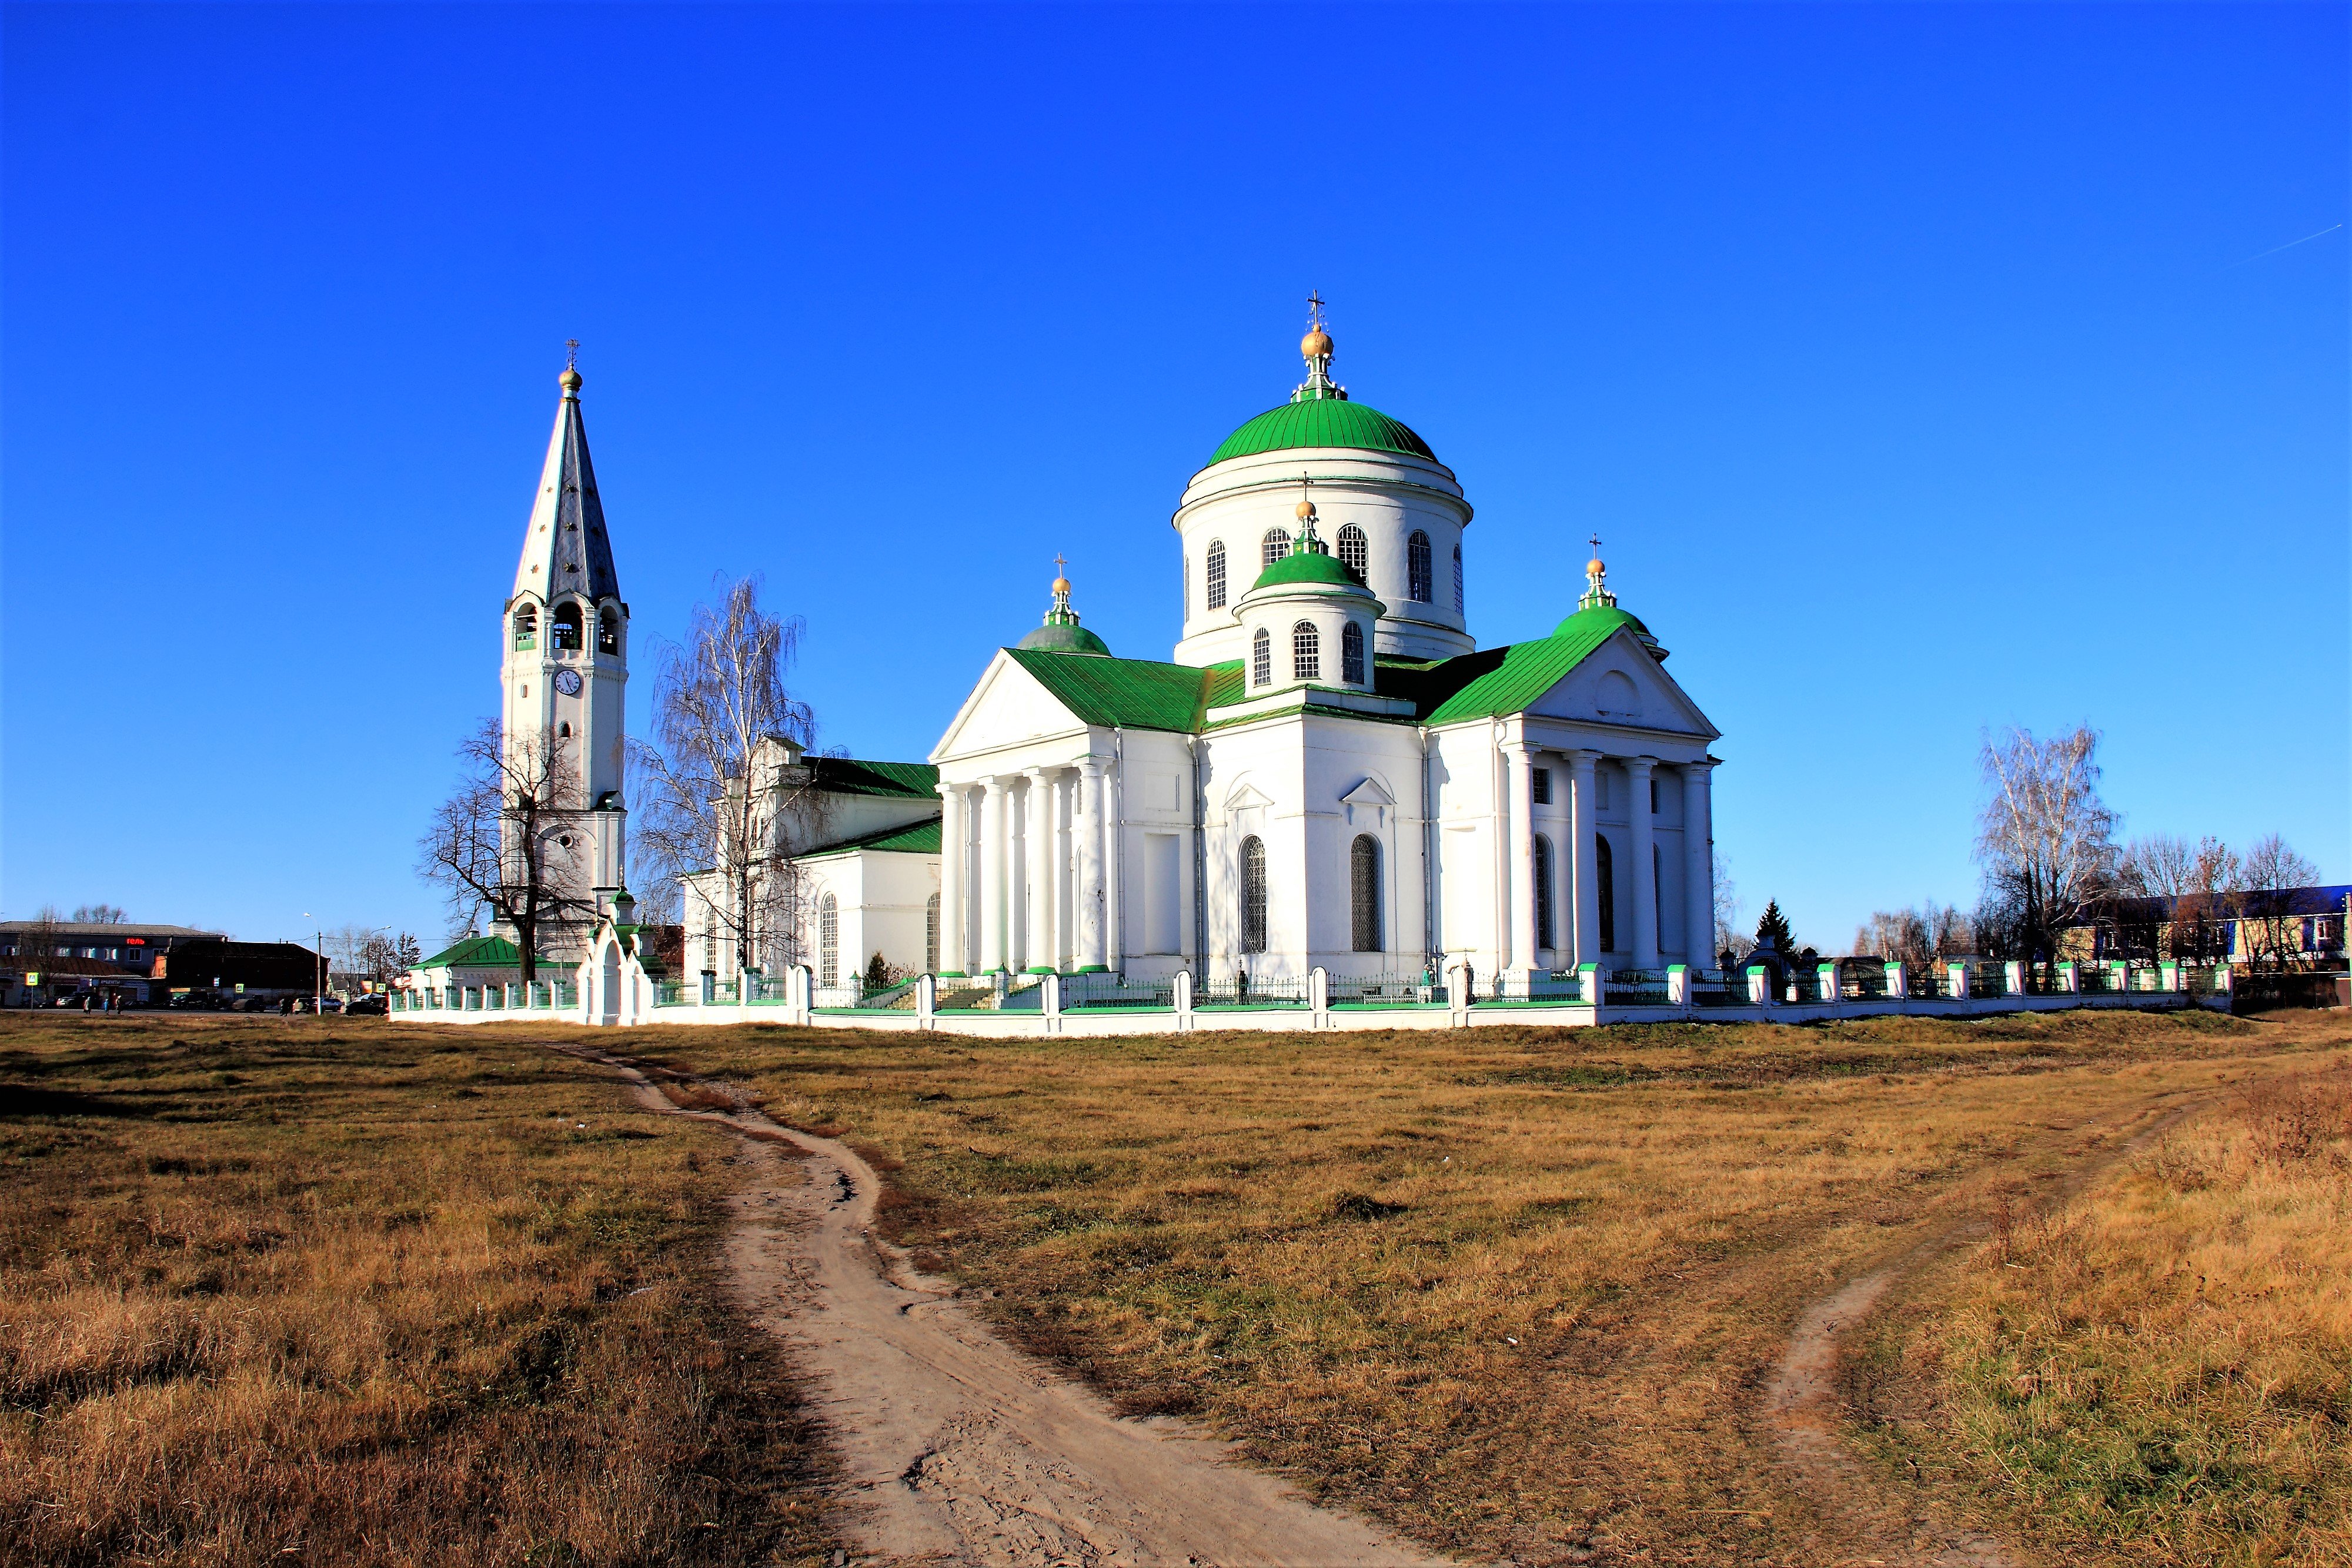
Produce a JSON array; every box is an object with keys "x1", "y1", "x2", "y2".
[
  {"x1": 1051, "y1": 553, "x2": 1070, "y2": 594},
  {"x1": 1586, "y1": 532, "x2": 1605, "y2": 579},
  {"x1": 559, "y1": 337, "x2": 583, "y2": 393}
]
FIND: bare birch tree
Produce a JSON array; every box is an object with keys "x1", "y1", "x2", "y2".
[
  {"x1": 630, "y1": 576, "x2": 826, "y2": 981},
  {"x1": 1975, "y1": 724, "x2": 2119, "y2": 967},
  {"x1": 2237, "y1": 833, "x2": 2321, "y2": 970},
  {"x1": 416, "y1": 720, "x2": 600, "y2": 985}
]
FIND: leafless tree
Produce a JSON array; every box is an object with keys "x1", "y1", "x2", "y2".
[
  {"x1": 1975, "y1": 725, "x2": 2119, "y2": 967},
  {"x1": 1711, "y1": 849, "x2": 1747, "y2": 967},
  {"x1": 71, "y1": 904, "x2": 128, "y2": 923},
  {"x1": 2237, "y1": 834, "x2": 2322, "y2": 970},
  {"x1": 1852, "y1": 902, "x2": 1970, "y2": 964},
  {"x1": 630, "y1": 576, "x2": 827, "y2": 981},
  {"x1": 416, "y1": 720, "x2": 601, "y2": 985}
]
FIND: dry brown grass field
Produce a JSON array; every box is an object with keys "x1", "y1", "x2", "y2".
[
  {"x1": 5, "y1": 1005, "x2": 2345, "y2": 1567},
  {"x1": 1855, "y1": 1057, "x2": 2352, "y2": 1567},
  {"x1": 0, "y1": 1015, "x2": 838, "y2": 1567}
]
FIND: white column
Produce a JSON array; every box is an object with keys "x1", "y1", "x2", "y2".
[
  {"x1": 979, "y1": 775, "x2": 1008, "y2": 974},
  {"x1": 1075, "y1": 758, "x2": 1106, "y2": 971},
  {"x1": 1025, "y1": 767, "x2": 1057, "y2": 972},
  {"x1": 1682, "y1": 763, "x2": 1714, "y2": 969},
  {"x1": 1567, "y1": 750, "x2": 1600, "y2": 967},
  {"x1": 1055, "y1": 773, "x2": 1074, "y2": 968},
  {"x1": 1503, "y1": 741, "x2": 1537, "y2": 976},
  {"x1": 936, "y1": 783, "x2": 966, "y2": 975},
  {"x1": 1103, "y1": 755, "x2": 1125, "y2": 974},
  {"x1": 1627, "y1": 757, "x2": 1658, "y2": 970}
]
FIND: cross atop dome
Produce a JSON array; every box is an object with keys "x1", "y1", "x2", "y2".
[
  {"x1": 1295, "y1": 290, "x2": 1342, "y2": 402},
  {"x1": 1580, "y1": 534, "x2": 1617, "y2": 611}
]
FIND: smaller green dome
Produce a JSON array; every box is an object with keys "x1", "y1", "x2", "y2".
[
  {"x1": 1553, "y1": 601, "x2": 1665, "y2": 660},
  {"x1": 1017, "y1": 621, "x2": 1112, "y2": 656},
  {"x1": 1252, "y1": 550, "x2": 1369, "y2": 593}
]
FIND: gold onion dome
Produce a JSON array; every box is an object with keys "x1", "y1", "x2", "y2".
[
  {"x1": 1295, "y1": 500, "x2": 1317, "y2": 520},
  {"x1": 1052, "y1": 574, "x2": 1071, "y2": 594},
  {"x1": 1587, "y1": 556, "x2": 1606, "y2": 576},
  {"x1": 559, "y1": 367, "x2": 583, "y2": 392},
  {"x1": 1301, "y1": 327, "x2": 1334, "y2": 360}
]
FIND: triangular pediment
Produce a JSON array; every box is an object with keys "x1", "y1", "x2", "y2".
[
  {"x1": 1341, "y1": 775, "x2": 1395, "y2": 808},
  {"x1": 931, "y1": 651, "x2": 1090, "y2": 763},
  {"x1": 1224, "y1": 781, "x2": 1274, "y2": 813},
  {"x1": 1525, "y1": 629, "x2": 1719, "y2": 738}
]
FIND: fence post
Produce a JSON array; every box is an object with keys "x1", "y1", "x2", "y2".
[
  {"x1": 1446, "y1": 959, "x2": 1471, "y2": 1027},
  {"x1": 1666, "y1": 963, "x2": 1689, "y2": 1008},
  {"x1": 1817, "y1": 961, "x2": 1839, "y2": 1009},
  {"x1": 1885, "y1": 961, "x2": 1907, "y2": 1004},
  {"x1": 1043, "y1": 972, "x2": 1061, "y2": 1034},
  {"x1": 2213, "y1": 964, "x2": 2233, "y2": 1001},
  {"x1": 2159, "y1": 960, "x2": 2180, "y2": 993},
  {"x1": 1175, "y1": 968, "x2": 1193, "y2": 1032},
  {"x1": 1578, "y1": 961, "x2": 1603, "y2": 1006},
  {"x1": 788, "y1": 964, "x2": 811, "y2": 1027},
  {"x1": 917, "y1": 973, "x2": 936, "y2": 1031},
  {"x1": 1309, "y1": 966, "x2": 1329, "y2": 1029},
  {"x1": 1946, "y1": 959, "x2": 1970, "y2": 1004},
  {"x1": 2109, "y1": 959, "x2": 2130, "y2": 998},
  {"x1": 1746, "y1": 965, "x2": 1772, "y2": 1007},
  {"x1": 2055, "y1": 961, "x2": 2078, "y2": 994},
  {"x1": 2004, "y1": 960, "x2": 2024, "y2": 996}
]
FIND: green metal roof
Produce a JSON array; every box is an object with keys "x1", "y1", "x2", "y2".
[
  {"x1": 1551, "y1": 601, "x2": 1655, "y2": 643},
  {"x1": 1381, "y1": 611, "x2": 1638, "y2": 726},
  {"x1": 801, "y1": 818, "x2": 943, "y2": 858},
  {"x1": 1208, "y1": 397, "x2": 1436, "y2": 466},
  {"x1": 413, "y1": 935, "x2": 556, "y2": 971},
  {"x1": 810, "y1": 757, "x2": 938, "y2": 798},
  {"x1": 1005, "y1": 647, "x2": 1214, "y2": 733}
]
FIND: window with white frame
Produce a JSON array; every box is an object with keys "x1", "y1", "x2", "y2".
[
  {"x1": 1206, "y1": 540, "x2": 1227, "y2": 609},
  {"x1": 1292, "y1": 621, "x2": 1319, "y2": 682},
  {"x1": 1251, "y1": 627, "x2": 1271, "y2": 687}
]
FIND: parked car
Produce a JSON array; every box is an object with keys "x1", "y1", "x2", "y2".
[
  {"x1": 344, "y1": 994, "x2": 389, "y2": 1016},
  {"x1": 169, "y1": 990, "x2": 225, "y2": 1011},
  {"x1": 232, "y1": 994, "x2": 277, "y2": 1012}
]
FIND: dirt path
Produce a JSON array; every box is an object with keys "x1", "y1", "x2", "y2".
[
  {"x1": 562, "y1": 1045, "x2": 1449, "y2": 1568},
  {"x1": 1760, "y1": 1082, "x2": 2255, "y2": 1568}
]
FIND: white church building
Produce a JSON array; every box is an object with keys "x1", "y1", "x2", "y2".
[{"x1": 928, "y1": 316, "x2": 1719, "y2": 994}]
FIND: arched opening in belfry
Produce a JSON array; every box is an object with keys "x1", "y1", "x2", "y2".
[
  {"x1": 512, "y1": 603, "x2": 537, "y2": 651},
  {"x1": 551, "y1": 601, "x2": 584, "y2": 651},
  {"x1": 596, "y1": 606, "x2": 620, "y2": 655}
]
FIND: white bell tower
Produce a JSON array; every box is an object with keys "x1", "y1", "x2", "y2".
[{"x1": 500, "y1": 347, "x2": 629, "y2": 924}]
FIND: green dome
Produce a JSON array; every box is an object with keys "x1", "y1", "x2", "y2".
[
  {"x1": 1251, "y1": 549, "x2": 1374, "y2": 595},
  {"x1": 1210, "y1": 397, "x2": 1436, "y2": 466},
  {"x1": 1553, "y1": 601, "x2": 1665, "y2": 659},
  {"x1": 1016, "y1": 621, "x2": 1112, "y2": 656}
]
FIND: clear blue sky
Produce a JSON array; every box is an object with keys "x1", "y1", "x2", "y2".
[{"x1": 5, "y1": 3, "x2": 2344, "y2": 951}]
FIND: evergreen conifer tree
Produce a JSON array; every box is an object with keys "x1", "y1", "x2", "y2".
[{"x1": 1753, "y1": 900, "x2": 1796, "y2": 954}]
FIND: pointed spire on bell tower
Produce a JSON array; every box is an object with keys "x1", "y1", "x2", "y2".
[{"x1": 513, "y1": 343, "x2": 619, "y2": 603}]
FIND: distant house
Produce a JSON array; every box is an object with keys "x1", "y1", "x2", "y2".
[
  {"x1": 2064, "y1": 884, "x2": 2350, "y2": 969},
  {"x1": 405, "y1": 935, "x2": 562, "y2": 1008},
  {"x1": 152, "y1": 939, "x2": 328, "y2": 1001},
  {"x1": 0, "y1": 920, "x2": 226, "y2": 1005}
]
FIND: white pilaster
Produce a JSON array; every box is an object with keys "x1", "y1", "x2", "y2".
[
  {"x1": 1682, "y1": 763, "x2": 1714, "y2": 969},
  {"x1": 1025, "y1": 767, "x2": 1057, "y2": 972},
  {"x1": 979, "y1": 775, "x2": 1008, "y2": 974},
  {"x1": 937, "y1": 783, "x2": 967, "y2": 975},
  {"x1": 1542, "y1": 751, "x2": 1574, "y2": 962},
  {"x1": 1567, "y1": 749, "x2": 1600, "y2": 967},
  {"x1": 1103, "y1": 755, "x2": 1125, "y2": 974},
  {"x1": 1627, "y1": 757, "x2": 1658, "y2": 970},
  {"x1": 1503, "y1": 741, "x2": 1537, "y2": 976},
  {"x1": 1075, "y1": 758, "x2": 1107, "y2": 971}
]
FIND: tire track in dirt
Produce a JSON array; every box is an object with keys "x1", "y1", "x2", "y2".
[
  {"x1": 557, "y1": 1044, "x2": 1451, "y2": 1568},
  {"x1": 1760, "y1": 1079, "x2": 2266, "y2": 1568}
]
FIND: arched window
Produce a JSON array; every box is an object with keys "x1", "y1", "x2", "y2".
[
  {"x1": 596, "y1": 607, "x2": 619, "y2": 655},
  {"x1": 1337, "y1": 523, "x2": 1368, "y2": 579},
  {"x1": 513, "y1": 604, "x2": 537, "y2": 650},
  {"x1": 1238, "y1": 836, "x2": 1267, "y2": 954},
  {"x1": 1292, "y1": 621, "x2": 1319, "y2": 682},
  {"x1": 1262, "y1": 528, "x2": 1291, "y2": 567},
  {"x1": 1251, "y1": 627, "x2": 1271, "y2": 687},
  {"x1": 1351, "y1": 835, "x2": 1381, "y2": 952},
  {"x1": 818, "y1": 893, "x2": 839, "y2": 987},
  {"x1": 1206, "y1": 540, "x2": 1227, "y2": 609},
  {"x1": 558, "y1": 721, "x2": 572, "y2": 738},
  {"x1": 1534, "y1": 835, "x2": 1556, "y2": 951},
  {"x1": 551, "y1": 601, "x2": 584, "y2": 651},
  {"x1": 1452, "y1": 544, "x2": 1464, "y2": 613},
  {"x1": 1595, "y1": 835, "x2": 1616, "y2": 952},
  {"x1": 1341, "y1": 621, "x2": 1365, "y2": 684},
  {"x1": 926, "y1": 892, "x2": 940, "y2": 975},
  {"x1": 1407, "y1": 531, "x2": 1432, "y2": 602}
]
